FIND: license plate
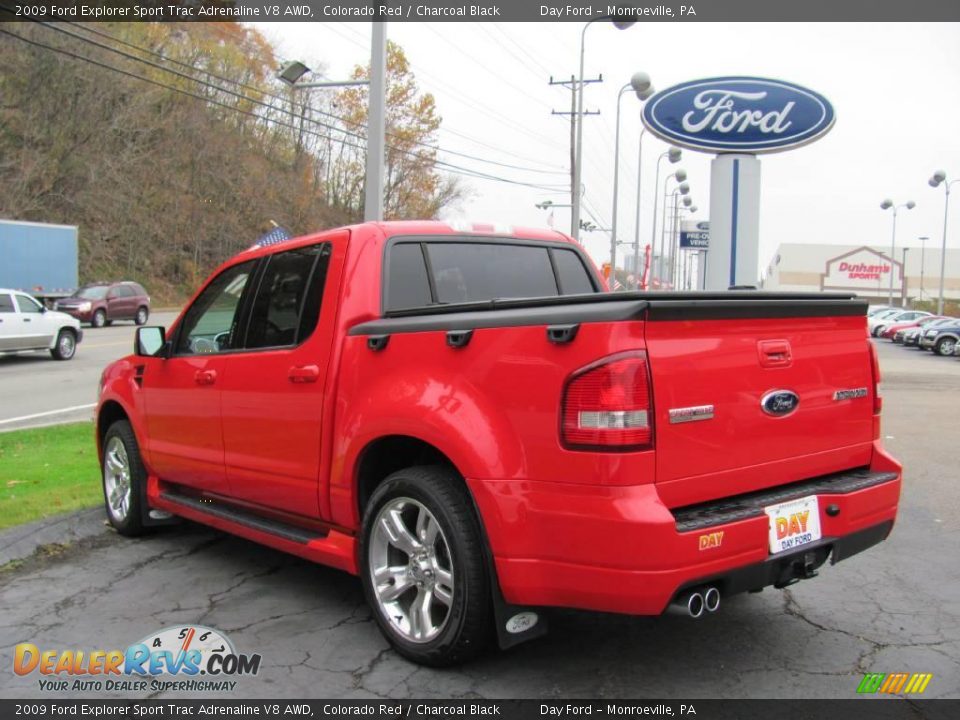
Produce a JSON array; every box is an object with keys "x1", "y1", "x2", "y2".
[{"x1": 764, "y1": 495, "x2": 822, "y2": 554}]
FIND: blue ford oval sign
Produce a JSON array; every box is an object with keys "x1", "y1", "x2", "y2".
[{"x1": 642, "y1": 77, "x2": 835, "y2": 154}]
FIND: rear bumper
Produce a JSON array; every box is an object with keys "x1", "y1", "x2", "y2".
[{"x1": 469, "y1": 443, "x2": 901, "y2": 616}]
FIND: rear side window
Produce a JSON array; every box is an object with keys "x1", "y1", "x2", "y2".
[
  {"x1": 244, "y1": 244, "x2": 331, "y2": 349},
  {"x1": 0, "y1": 294, "x2": 14, "y2": 313},
  {"x1": 386, "y1": 243, "x2": 432, "y2": 310},
  {"x1": 552, "y1": 249, "x2": 595, "y2": 294},
  {"x1": 427, "y1": 243, "x2": 558, "y2": 304}
]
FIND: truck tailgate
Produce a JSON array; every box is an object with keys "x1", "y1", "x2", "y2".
[{"x1": 645, "y1": 310, "x2": 875, "y2": 508}]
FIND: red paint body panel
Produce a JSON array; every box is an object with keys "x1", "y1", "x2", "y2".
[{"x1": 97, "y1": 220, "x2": 902, "y2": 618}]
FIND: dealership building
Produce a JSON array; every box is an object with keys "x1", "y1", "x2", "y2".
[{"x1": 761, "y1": 243, "x2": 960, "y2": 306}]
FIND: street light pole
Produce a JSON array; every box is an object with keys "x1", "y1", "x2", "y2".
[
  {"x1": 918, "y1": 236, "x2": 928, "y2": 302},
  {"x1": 572, "y1": 15, "x2": 636, "y2": 243},
  {"x1": 880, "y1": 199, "x2": 915, "y2": 307},
  {"x1": 902, "y1": 247, "x2": 910, "y2": 306},
  {"x1": 649, "y1": 148, "x2": 681, "y2": 288},
  {"x1": 276, "y1": 23, "x2": 386, "y2": 222},
  {"x1": 929, "y1": 171, "x2": 958, "y2": 315},
  {"x1": 632, "y1": 129, "x2": 646, "y2": 288},
  {"x1": 364, "y1": 22, "x2": 387, "y2": 221},
  {"x1": 610, "y1": 74, "x2": 653, "y2": 281},
  {"x1": 660, "y1": 172, "x2": 687, "y2": 287}
]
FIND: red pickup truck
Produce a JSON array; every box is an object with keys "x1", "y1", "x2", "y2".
[{"x1": 96, "y1": 221, "x2": 901, "y2": 666}]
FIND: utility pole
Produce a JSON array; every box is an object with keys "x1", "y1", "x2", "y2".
[
  {"x1": 364, "y1": 21, "x2": 387, "y2": 222},
  {"x1": 550, "y1": 75, "x2": 602, "y2": 240}
]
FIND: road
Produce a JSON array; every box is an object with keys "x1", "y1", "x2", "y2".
[
  {"x1": 0, "y1": 312, "x2": 178, "y2": 432},
  {"x1": 0, "y1": 339, "x2": 958, "y2": 699}
]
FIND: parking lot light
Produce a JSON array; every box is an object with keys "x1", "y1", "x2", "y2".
[
  {"x1": 928, "y1": 171, "x2": 958, "y2": 315},
  {"x1": 611, "y1": 72, "x2": 655, "y2": 280},
  {"x1": 572, "y1": 12, "x2": 638, "y2": 242},
  {"x1": 881, "y1": 199, "x2": 916, "y2": 307}
]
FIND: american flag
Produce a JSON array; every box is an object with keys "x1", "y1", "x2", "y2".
[{"x1": 253, "y1": 225, "x2": 292, "y2": 248}]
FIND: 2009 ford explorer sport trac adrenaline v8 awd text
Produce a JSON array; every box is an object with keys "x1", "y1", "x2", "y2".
[{"x1": 96, "y1": 221, "x2": 901, "y2": 666}]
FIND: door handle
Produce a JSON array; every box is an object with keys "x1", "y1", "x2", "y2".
[
  {"x1": 23, "y1": 318, "x2": 31, "y2": 323},
  {"x1": 758, "y1": 340, "x2": 792, "y2": 367},
  {"x1": 194, "y1": 369, "x2": 217, "y2": 385},
  {"x1": 288, "y1": 365, "x2": 320, "y2": 383}
]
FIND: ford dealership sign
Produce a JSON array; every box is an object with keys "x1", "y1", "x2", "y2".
[{"x1": 642, "y1": 77, "x2": 835, "y2": 154}]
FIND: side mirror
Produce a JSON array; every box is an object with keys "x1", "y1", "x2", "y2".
[{"x1": 136, "y1": 326, "x2": 168, "y2": 358}]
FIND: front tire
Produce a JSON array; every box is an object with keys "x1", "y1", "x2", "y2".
[
  {"x1": 91, "y1": 309, "x2": 106, "y2": 328},
  {"x1": 360, "y1": 466, "x2": 491, "y2": 666},
  {"x1": 102, "y1": 420, "x2": 147, "y2": 537},
  {"x1": 50, "y1": 329, "x2": 77, "y2": 360},
  {"x1": 135, "y1": 306, "x2": 149, "y2": 326},
  {"x1": 935, "y1": 337, "x2": 957, "y2": 356}
]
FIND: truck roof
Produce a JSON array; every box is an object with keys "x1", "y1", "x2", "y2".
[{"x1": 238, "y1": 220, "x2": 574, "y2": 261}]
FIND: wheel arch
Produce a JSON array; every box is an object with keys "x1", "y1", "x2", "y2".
[{"x1": 354, "y1": 434, "x2": 463, "y2": 520}]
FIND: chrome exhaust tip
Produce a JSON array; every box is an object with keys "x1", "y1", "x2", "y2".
[
  {"x1": 704, "y1": 586, "x2": 721, "y2": 613},
  {"x1": 668, "y1": 591, "x2": 705, "y2": 618}
]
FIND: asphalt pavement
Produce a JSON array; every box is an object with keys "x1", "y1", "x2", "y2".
[
  {"x1": 0, "y1": 311, "x2": 178, "y2": 432},
  {"x1": 0, "y1": 339, "x2": 958, "y2": 699}
]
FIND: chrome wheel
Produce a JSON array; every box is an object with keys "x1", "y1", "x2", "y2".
[
  {"x1": 938, "y1": 338, "x2": 957, "y2": 356},
  {"x1": 58, "y1": 332, "x2": 75, "y2": 358},
  {"x1": 368, "y1": 497, "x2": 454, "y2": 644},
  {"x1": 103, "y1": 436, "x2": 132, "y2": 522}
]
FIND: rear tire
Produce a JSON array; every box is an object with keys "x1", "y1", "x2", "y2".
[
  {"x1": 135, "y1": 306, "x2": 149, "y2": 326},
  {"x1": 50, "y1": 329, "x2": 77, "y2": 360},
  {"x1": 102, "y1": 420, "x2": 148, "y2": 537},
  {"x1": 360, "y1": 465, "x2": 491, "y2": 666},
  {"x1": 92, "y1": 309, "x2": 106, "y2": 328}
]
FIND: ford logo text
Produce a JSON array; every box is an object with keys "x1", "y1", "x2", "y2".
[
  {"x1": 761, "y1": 390, "x2": 800, "y2": 417},
  {"x1": 642, "y1": 77, "x2": 835, "y2": 153}
]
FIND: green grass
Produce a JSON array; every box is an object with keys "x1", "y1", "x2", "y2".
[{"x1": 0, "y1": 422, "x2": 101, "y2": 530}]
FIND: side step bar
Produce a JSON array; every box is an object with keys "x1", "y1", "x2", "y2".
[
  {"x1": 154, "y1": 487, "x2": 358, "y2": 575},
  {"x1": 160, "y1": 490, "x2": 324, "y2": 545}
]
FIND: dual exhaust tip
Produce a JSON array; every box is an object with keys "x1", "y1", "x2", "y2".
[{"x1": 669, "y1": 586, "x2": 720, "y2": 618}]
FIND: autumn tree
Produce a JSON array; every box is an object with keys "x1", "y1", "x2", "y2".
[
  {"x1": 330, "y1": 41, "x2": 463, "y2": 220},
  {"x1": 0, "y1": 24, "x2": 460, "y2": 301}
]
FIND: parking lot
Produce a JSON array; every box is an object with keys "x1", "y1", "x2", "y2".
[{"x1": 0, "y1": 339, "x2": 958, "y2": 699}]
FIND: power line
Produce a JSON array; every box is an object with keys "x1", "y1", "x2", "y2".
[
  {"x1": 0, "y1": 26, "x2": 567, "y2": 194},
  {"x1": 327, "y1": 22, "x2": 568, "y2": 152},
  {"x1": 50, "y1": 21, "x2": 569, "y2": 178},
  {"x1": 490, "y1": 23, "x2": 556, "y2": 79}
]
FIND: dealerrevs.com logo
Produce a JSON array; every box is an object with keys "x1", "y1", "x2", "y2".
[{"x1": 13, "y1": 625, "x2": 261, "y2": 693}]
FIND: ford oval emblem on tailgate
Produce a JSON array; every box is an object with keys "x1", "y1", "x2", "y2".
[{"x1": 761, "y1": 390, "x2": 799, "y2": 417}]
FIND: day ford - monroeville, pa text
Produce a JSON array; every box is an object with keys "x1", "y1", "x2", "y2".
[{"x1": 95, "y1": 221, "x2": 901, "y2": 665}]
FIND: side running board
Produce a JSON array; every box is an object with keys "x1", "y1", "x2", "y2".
[{"x1": 160, "y1": 490, "x2": 326, "y2": 545}]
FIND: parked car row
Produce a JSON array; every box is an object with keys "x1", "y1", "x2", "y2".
[{"x1": 868, "y1": 305, "x2": 960, "y2": 357}]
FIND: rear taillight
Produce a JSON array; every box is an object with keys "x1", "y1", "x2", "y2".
[
  {"x1": 561, "y1": 351, "x2": 653, "y2": 450},
  {"x1": 868, "y1": 342, "x2": 882, "y2": 415}
]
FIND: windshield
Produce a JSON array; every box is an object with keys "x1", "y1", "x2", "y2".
[{"x1": 73, "y1": 286, "x2": 109, "y2": 300}]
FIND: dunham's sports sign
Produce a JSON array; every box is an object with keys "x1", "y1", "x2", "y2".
[{"x1": 821, "y1": 246, "x2": 902, "y2": 293}]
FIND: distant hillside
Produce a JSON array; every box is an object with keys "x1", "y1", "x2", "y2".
[{"x1": 0, "y1": 23, "x2": 460, "y2": 302}]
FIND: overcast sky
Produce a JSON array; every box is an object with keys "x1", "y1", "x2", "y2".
[{"x1": 253, "y1": 21, "x2": 960, "y2": 274}]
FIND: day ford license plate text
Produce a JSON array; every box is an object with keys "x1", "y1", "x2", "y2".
[{"x1": 764, "y1": 496, "x2": 822, "y2": 554}]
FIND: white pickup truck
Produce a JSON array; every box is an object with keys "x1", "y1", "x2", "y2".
[{"x1": 0, "y1": 288, "x2": 83, "y2": 360}]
